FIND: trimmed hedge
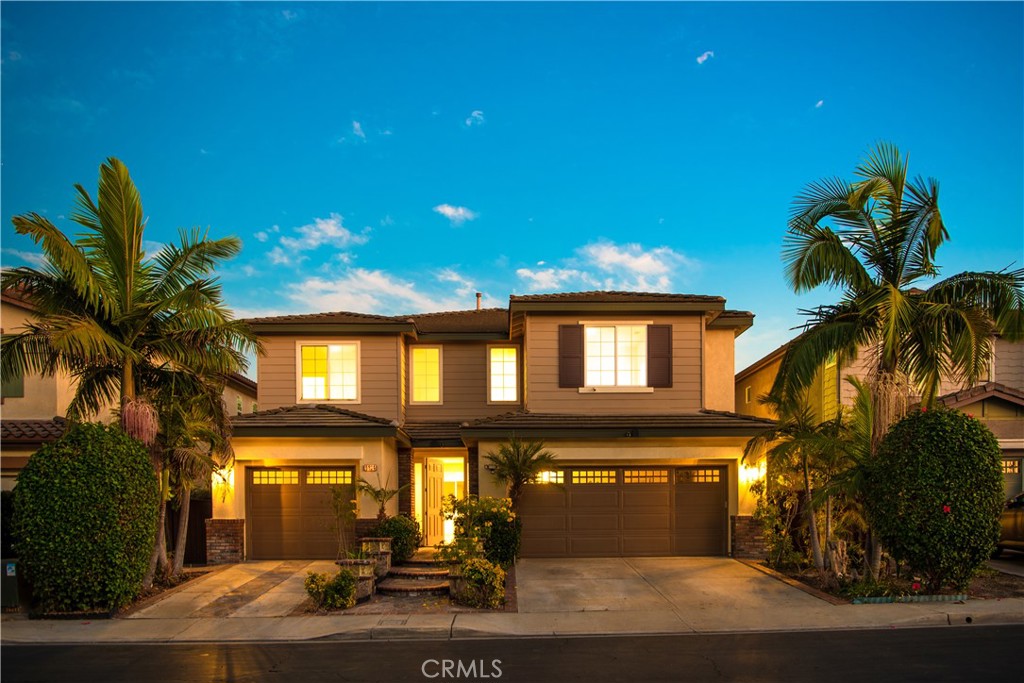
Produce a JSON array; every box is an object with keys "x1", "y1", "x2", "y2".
[
  {"x1": 12, "y1": 422, "x2": 159, "y2": 612},
  {"x1": 865, "y1": 407, "x2": 1003, "y2": 592},
  {"x1": 369, "y1": 515, "x2": 421, "y2": 564}
]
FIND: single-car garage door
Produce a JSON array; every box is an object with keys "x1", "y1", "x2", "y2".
[
  {"x1": 519, "y1": 466, "x2": 727, "y2": 557},
  {"x1": 247, "y1": 467, "x2": 355, "y2": 559}
]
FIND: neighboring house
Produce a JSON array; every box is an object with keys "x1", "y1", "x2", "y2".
[
  {"x1": 212, "y1": 291, "x2": 775, "y2": 563},
  {"x1": 0, "y1": 288, "x2": 258, "y2": 490},
  {"x1": 735, "y1": 337, "x2": 1024, "y2": 499}
]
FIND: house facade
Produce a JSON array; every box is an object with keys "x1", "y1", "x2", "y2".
[
  {"x1": 212, "y1": 291, "x2": 775, "y2": 563},
  {"x1": 734, "y1": 337, "x2": 1024, "y2": 499}
]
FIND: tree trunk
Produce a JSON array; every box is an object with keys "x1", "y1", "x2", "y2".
[
  {"x1": 143, "y1": 468, "x2": 171, "y2": 588},
  {"x1": 172, "y1": 491, "x2": 191, "y2": 575},
  {"x1": 802, "y1": 456, "x2": 824, "y2": 572}
]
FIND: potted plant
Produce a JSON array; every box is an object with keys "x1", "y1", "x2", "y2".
[
  {"x1": 356, "y1": 473, "x2": 407, "y2": 577},
  {"x1": 329, "y1": 483, "x2": 376, "y2": 598}
]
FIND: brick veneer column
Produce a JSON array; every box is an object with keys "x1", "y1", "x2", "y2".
[
  {"x1": 730, "y1": 515, "x2": 766, "y2": 559},
  {"x1": 205, "y1": 519, "x2": 244, "y2": 564},
  {"x1": 397, "y1": 447, "x2": 413, "y2": 517},
  {"x1": 467, "y1": 446, "x2": 479, "y2": 495}
]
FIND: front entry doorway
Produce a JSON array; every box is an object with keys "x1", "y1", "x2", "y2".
[{"x1": 415, "y1": 451, "x2": 468, "y2": 546}]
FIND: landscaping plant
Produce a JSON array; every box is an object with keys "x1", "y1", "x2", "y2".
[
  {"x1": 484, "y1": 436, "x2": 557, "y2": 512},
  {"x1": 451, "y1": 557, "x2": 505, "y2": 609},
  {"x1": 440, "y1": 495, "x2": 520, "y2": 568},
  {"x1": 12, "y1": 423, "x2": 159, "y2": 612},
  {"x1": 304, "y1": 569, "x2": 358, "y2": 610},
  {"x1": 865, "y1": 407, "x2": 1003, "y2": 592},
  {"x1": 369, "y1": 514, "x2": 421, "y2": 564}
]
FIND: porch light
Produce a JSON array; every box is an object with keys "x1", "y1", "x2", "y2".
[
  {"x1": 739, "y1": 459, "x2": 766, "y2": 485},
  {"x1": 213, "y1": 465, "x2": 234, "y2": 502}
]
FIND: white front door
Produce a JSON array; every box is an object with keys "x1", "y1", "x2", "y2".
[{"x1": 425, "y1": 459, "x2": 445, "y2": 546}]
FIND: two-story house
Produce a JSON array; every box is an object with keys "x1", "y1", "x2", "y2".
[
  {"x1": 212, "y1": 291, "x2": 775, "y2": 563},
  {"x1": 734, "y1": 336, "x2": 1024, "y2": 499}
]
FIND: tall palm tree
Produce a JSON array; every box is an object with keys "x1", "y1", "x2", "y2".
[
  {"x1": 777, "y1": 142, "x2": 1024, "y2": 450},
  {"x1": 1, "y1": 157, "x2": 259, "y2": 585},
  {"x1": 484, "y1": 436, "x2": 557, "y2": 512}
]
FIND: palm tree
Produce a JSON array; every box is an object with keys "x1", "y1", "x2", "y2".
[
  {"x1": 357, "y1": 473, "x2": 409, "y2": 523},
  {"x1": 1, "y1": 157, "x2": 259, "y2": 584},
  {"x1": 777, "y1": 142, "x2": 1024, "y2": 451},
  {"x1": 744, "y1": 393, "x2": 837, "y2": 573},
  {"x1": 484, "y1": 436, "x2": 557, "y2": 512}
]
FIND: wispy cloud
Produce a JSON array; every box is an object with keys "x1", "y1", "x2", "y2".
[
  {"x1": 1, "y1": 248, "x2": 47, "y2": 268},
  {"x1": 437, "y1": 268, "x2": 476, "y2": 297},
  {"x1": 696, "y1": 50, "x2": 714, "y2": 65},
  {"x1": 815, "y1": 99, "x2": 824, "y2": 109},
  {"x1": 515, "y1": 240, "x2": 699, "y2": 292},
  {"x1": 352, "y1": 121, "x2": 366, "y2": 139},
  {"x1": 433, "y1": 204, "x2": 479, "y2": 226},
  {"x1": 268, "y1": 246, "x2": 305, "y2": 267},
  {"x1": 282, "y1": 10, "x2": 299, "y2": 21},
  {"x1": 254, "y1": 225, "x2": 280, "y2": 243},
  {"x1": 465, "y1": 110, "x2": 485, "y2": 127},
  {"x1": 142, "y1": 241, "x2": 167, "y2": 259},
  {"x1": 278, "y1": 213, "x2": 370, "y2": 251},
  {"x1": 286, "y1": 268, "x2": 473, "y2": 314}
]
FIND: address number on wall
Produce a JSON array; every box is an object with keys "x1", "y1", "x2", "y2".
[{"x1": 362, "y1": 464, "x2": 378, "y2": 472}]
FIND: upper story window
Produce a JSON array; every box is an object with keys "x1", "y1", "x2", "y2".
[
  {"x1": 410, "y1": 346, "x2": 442, "y2": 404},
  {"x1": 489, "y1": 346, "x2": 518, "y2": 403},
  {"x1": 585, "y1": 324, "x2": 647, "y2": 387},
  {"x1": 1, "y1": 366, "x2": 24, "y2": 400},
  {"x1": 298, "y1": 342, "x2": 359, "y2": 402},
  {"x1": 236, "y1": 395, "x2": 243, "y2": 415}
]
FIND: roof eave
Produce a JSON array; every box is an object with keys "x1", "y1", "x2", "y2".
[
  {"x1": 247, "y1": 322, "x2": 417, "y2": 335},
  {"x1": 509, "y1": 301, "x2": 724, "y2": 314}
]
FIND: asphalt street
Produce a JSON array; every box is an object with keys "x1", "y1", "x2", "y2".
[{"x1": 2, "y1": 625, "x2": 1019, "y2": 683}]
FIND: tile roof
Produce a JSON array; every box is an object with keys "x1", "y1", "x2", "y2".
[
  {"x1": 1, "y1": 417, "x2": 68, "y2": 445},
  {"x1": 933, "y1": 382, "x2": 1024, "y2": 409},
  {"x1": 509, "y1": 291, "x2": 725, "y2": 304},
  {"x1": 225, "y1": 372, "x2": 257, "y2": 394},
  {"x1": 401, "y1": 308, "x2": 509, "y2": 335},
  {"x1": 243, "y1": 311, "x2": 409, "y2": 325},
  {"x1": 402, "y1": 422, "x2": 465, "y2": 444},
  {"x1": 231, "y1": 404, "x2": 397, "y2": 429},
  {"x1": 463, "y1": 410, "x2": 775, "y2": 435}
]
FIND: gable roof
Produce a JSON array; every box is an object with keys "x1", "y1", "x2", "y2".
[
  {"x1": 231, "y1": 404, "x2": 407, "y2": 442},
  {"x1": 1, "y1": 417, "x2": 68, "y2": 446},
  {"x1": 401, "y1": 308, "x2": 509, "y2": 336},
  {"x1": 933, "y1": 382, "x2": 1024, "y2": 410},
  {"x1": 509, "y1": 291, "x2": 726, "y2": 304}
]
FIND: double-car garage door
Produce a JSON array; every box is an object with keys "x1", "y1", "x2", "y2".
[
  {"x1": 518, "y1": 466, "x2": 728, "y2": 557},
  {"x1": 247, "y1": 467, "x2": 355, "y2": 560}
]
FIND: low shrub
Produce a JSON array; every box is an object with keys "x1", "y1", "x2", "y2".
[
  {"x1": 443, "y1": 495, "x2": 520, "y2": 569},
  {"x1": 304, "y1": 569, "x2": 357, "y2": 610},
  {"x1": 12, "y1": 422, "x2": 159, "y2": 612},
  {"x1": 369, "y1": 514, "x2": 421, "y2": 564},
  {"x1": 865, "y1": 407, "x2": 1003, "y2": 592},
  {"x1": 452, "y1": 557, "x2": 505, "y2": 609}
]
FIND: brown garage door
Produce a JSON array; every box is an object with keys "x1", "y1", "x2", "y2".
[
  {"x1": 247, "y1": 467, "x2": 355, "y2": 559},
  {"x1": 519, "y1": 466, "x2": 727, "y2": 558}
]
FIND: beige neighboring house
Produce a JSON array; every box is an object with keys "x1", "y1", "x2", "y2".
[
  {"x1": 734, "y1": 336, "x2": 1024, "y2": 499},
  {"x1": 213, "y1": 291, "x2": 775, "y2": 564},
  {"x1": 0, "y1": 289, "x2": 258, "y2": 490}
]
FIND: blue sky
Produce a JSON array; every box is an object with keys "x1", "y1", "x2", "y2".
[{"x1": 2, "y1": 2, "x2": 1022, "y2": 374}]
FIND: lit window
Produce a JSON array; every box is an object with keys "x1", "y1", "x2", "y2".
[
  {"x1": 530, "y1": 470, "x2": 563, "y2": 484},
  {"x1": 411, "y1": 346, "x2": 442, "y2": 403},
  {"x1": 300, "y1": 343, "x2": 358, "y2": 401},
  {"x1": 489, "y1": 347, "x2": 518, "y2": 402},
  {"x1": 252, "y1": 470, "x2": 299, "y2": 485},
  {"x1": 236, "y1": 395, "x2": 243, "y2": 415},
  {"x1": 306, "y1": 470, "x2": 353, "y2": 485},
  {"x1": 678, "y1": 468, "x2": 721, "y2": 484},
  {"x1": 1004, "y1": 460, "x2": 1021, "y2": 475},
  {"x1": 573, "y1": 470, "x2": 617, "y2": 484},
  {"x1": 585, "y1": 325, "x2": 646, "y2": 387},
  {"x1": 624, "y1": 469, "x2": 668, "y2": 484}
]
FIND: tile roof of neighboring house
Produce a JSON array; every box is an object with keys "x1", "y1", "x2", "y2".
[
  {"x1": 401, "y1": 308, "x2": 509, "y2": 335},
  {"x1": 402, "y1": 422, "x2": 465, "y2": 445},
  {"x1": 462, "y1": 410, "x2": 775, "y2": 436},
  {"x1": 1, "y1": 288, "x2": 37, "y2": 312},
  {"x1": 231, "y1": 405, "x2": 397, "y2": 431},
  {"x1": 243, "y1": 311, "x2": 407, "y2": 325},
  {"x1": 225, "y1": 372, "x2": 257, "y2": 395},
  {"x1": 509, "y1": 291, "x2": 725, "y2": 304},
  {"x1": 1, "y1": 417, "x2": 68, "y2": 445},
  {"x1": 933, "y1": 382, "x2": 1024, "y2": 410}
]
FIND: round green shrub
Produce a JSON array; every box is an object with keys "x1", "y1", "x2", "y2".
[
  {"x1": 12, "y1": 422, "x2": 159, "y2": 612},
  {"x1": 452, "y1": 557, "x2": 505, "y2": 609},
  {"x1": 369, "y1": 514, "x2": 421, "y2": 564},
  {"x1": 444, "y1": 496, "x2": 520, "y2": 569},
  {"x1": 304, "y1": 569, "x2": 357, "y2": 610},
  {"x1": 865, "y1": 407, "x2": 1003, "y2": 592}
]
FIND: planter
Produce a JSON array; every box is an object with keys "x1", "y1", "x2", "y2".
[
  {"x1": 851, "y1": 594, "x2": 967, "y2": 604},
  {"x1": 355, "y1": 575, "x2": 375, "y2": 602},
  {"x1": 335, "y1": 558, "x2": 375, "y2": 580},
  {"x1": 360, "y1": 538, "x2": 393, "y2": 578}
]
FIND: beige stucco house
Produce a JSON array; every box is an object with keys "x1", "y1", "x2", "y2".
[
  {"x1": 212, "y1": 291, "x2": 775, "y2": 563},
  {"x1": 734, "y1": 336, "x2": 1024, "y2": 499}
]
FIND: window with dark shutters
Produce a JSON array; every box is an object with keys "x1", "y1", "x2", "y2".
[
  {"x1": 558, "y1": 324, "x2": 584, "y2": 388},
  {"x1": 647, "y1": 324, "x2": 672, "y2": 388}
]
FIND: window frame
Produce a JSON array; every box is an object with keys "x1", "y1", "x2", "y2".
[
  {"x1": 579, "y1": 320, "x2": 654, "y2": 392},
  {"x1": 294, "y1": 340, "x2": 362, "y2": 404},
  {"x1": 409, "y1": 344, "x2": 444, "y2": 405},
  {"x1": 487, "y1": 344, "x2": 520, "y2": 404}
]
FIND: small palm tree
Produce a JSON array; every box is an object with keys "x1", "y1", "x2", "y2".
[
  {"x1": 357, "y1": 472, "x2": 409, "y2": 523},
  {"x1": 484, "y1": 436, "x2": 557, "y2": 512}
]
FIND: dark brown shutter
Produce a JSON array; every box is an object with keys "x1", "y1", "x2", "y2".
[
  {"x1": 558, "y1": 324, "x2": 584, "y2": 388},
  {"x1": 647, "y1": 324, "x2": 672, "y2": 388}
]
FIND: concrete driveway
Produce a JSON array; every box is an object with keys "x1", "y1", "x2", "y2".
[{"x1": 515, "y1": 557, "x2": 852, "y2": 631}]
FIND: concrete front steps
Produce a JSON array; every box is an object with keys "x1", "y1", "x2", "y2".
[{"x1": 376, "y1": 548, "x2": 450, "y2": 596}]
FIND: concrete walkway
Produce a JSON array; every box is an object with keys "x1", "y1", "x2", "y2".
[{"x1": 2, "y1": 558, "x2": 1022, "y2": 643}]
